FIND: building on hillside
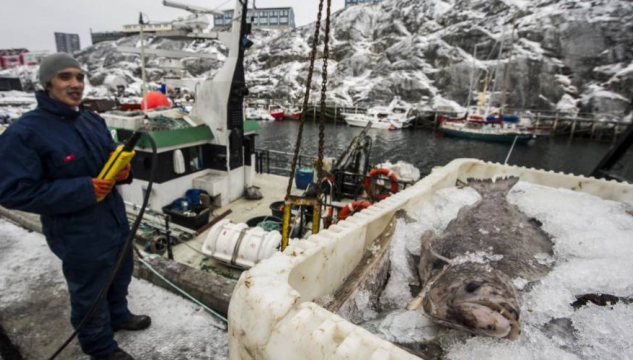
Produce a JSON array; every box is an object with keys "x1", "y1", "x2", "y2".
[
  {"x1": 214, "y1": 7, "x2": 295, "y2": 30},
  {"x1": 0, "y1": 49, "x2": 29, "y2": 69},
  {"x1": 345, "y1": 0, "x2": 381, "y2": 7},
  {"x1": 22, "y1": 51, "x2": 49, "y2": 66},
  {"x1": 0, "y1": 77, "x2": 23, "y2": 91},
  {"x1": 122, "y1": 22, "x2": 173, "y2": 34},
  {"x1": 90, "y1": 29, "x2": 128, "y2": 45},
  {"x1": 55, "y1": 33, "x2": 81, "y2": 53}
]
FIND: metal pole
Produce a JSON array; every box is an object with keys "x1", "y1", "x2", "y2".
[
  {"x1": 266, "y1": 150, "x2": 270, "y2": 174},
  {"x1": 165, "y1": 215, "x2": 174, "y2": 260},
  {"x1": 504, "y1": 135, "x2": 519, "y2": 165},
  {"x1": 139, "y1": 14, "x2": 148, "y2": 110},
  {"x1": 467, "y1": 44, "x2": 479, "y2": 110}
]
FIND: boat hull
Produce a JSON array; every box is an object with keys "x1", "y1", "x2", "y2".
[
  {"x1": 271, "y1": 112, "x2": 285, "y2": 121},
  {"x1": 441, "y1": 127, "x2": 535, "y2": 143}
]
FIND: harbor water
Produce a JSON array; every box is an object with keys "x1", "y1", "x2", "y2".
[{"x1": 256, "y1": 121, "x2": 633, "y2": 180}]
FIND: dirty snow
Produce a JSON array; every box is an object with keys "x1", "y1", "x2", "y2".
[
  {"x1": 0, "y1": 218, "x2": 228, "y2": 359},
  {"x1": 370, "y1": 181, "x2": 633, "y2": 359}
]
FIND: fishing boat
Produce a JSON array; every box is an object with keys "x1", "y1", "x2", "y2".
[
  {"x1": 269, "y1": 104, "x2": 285, "y2": 121},
  {"x1": 245, "y1": 105, "x2": 275, "y2": 121},
  {"x1": 343, "y1": 97, "x2": 415, "y2": 130},
  {"x1": 439, "y1": 113, "x2": 536, "y2": 143},
  {"x1": 284, "y1": 106, "x2": 302, "y2": 120},
  {"x1": 438, "y1": 28, "x2": 539, "y2": 143}
]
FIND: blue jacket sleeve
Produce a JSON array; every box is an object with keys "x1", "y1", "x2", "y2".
[{"x1": 0, "y1": 127, "x2": 96, "y2": 215}]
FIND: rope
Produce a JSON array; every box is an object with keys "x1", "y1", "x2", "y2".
[
  {"x1": 257, "y1": 220, "x2": 281, "y2": 232},
  {"x1": 138, "y1": 256, "x2": 229, "y2": 326}
]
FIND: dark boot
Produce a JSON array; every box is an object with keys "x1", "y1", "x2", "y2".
[
  {"x1": 113, "y1": 314, "x2": 152, "y2": 332},
  {"x1": 90, "y1": 348, "x2": 134, "y2": 360}
]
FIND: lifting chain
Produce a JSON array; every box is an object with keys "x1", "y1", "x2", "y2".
[
  {"x1": 282, "y1": 0, "x2": 332, "y2": 250},
  {"x1": 315, "y1": 0, "x2": 332, "y2": 201},
  {"x1": 285, "y1": 0, "x2": 330, "y2": 199}
]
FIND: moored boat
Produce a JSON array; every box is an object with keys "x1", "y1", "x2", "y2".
[
  {"x1": 343, "y1": 97, "x2": 415, "y2": 130},
  {"x1": 439, "y1": 114, "x2": 537, "y2": 143}
]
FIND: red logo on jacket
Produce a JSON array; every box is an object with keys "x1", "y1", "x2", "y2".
[{"x1": 63, "y1": 153, "x2": 76, "y2": 162}]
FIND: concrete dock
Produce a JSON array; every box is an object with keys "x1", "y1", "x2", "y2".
[{"x1": 0, "y1": 217, "x2": 228, "y2": 360}]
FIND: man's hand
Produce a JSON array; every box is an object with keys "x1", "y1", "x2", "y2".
[
  {"x1": 92, "y1": 178, "x2": 115, "y2": 199},
  {"x1": 115, "y1": 163, "x2": 131, "y2": 182}
]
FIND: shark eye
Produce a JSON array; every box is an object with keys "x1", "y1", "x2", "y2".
[{"x1": 465, "y1": 281, "x2": 482, "y2": 293}]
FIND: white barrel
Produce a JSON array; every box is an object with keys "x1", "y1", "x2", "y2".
[{"x1": 202, "y1": 219, "x2": 281, "y2": 269}]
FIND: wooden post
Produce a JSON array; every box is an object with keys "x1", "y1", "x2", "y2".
[
  {"x1": 434, "y1": 112, "x2": 438, "y2": 131},
  {"x1": 313, "y1": 101, "x2": 316, "y2": 123},
  {"x1": 590, "y1": 121, "x2": 597, "y2": 139},
  {"x1": 553, "y1": 113, "x2": 559, "y2": 134},
  {"x1": 570, "y1": 119, "x2": 577, "y2": 139},
  {"x1": 334, "y1": 102, "x2": 338, "y2": 125},
  {"x1": 535, "y1": 113, "x2": 540, "y2": 133}
]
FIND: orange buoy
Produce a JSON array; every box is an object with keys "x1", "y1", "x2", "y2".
[
  {"x1": 363, "y1": 167, "x2": 399, "y2": 201},
  {"x1": 338, "y1": 200, "x2": 371, "y2": 221},
  {"x1": 141, "y1": 91, "x2": 171, "y2": 110}
]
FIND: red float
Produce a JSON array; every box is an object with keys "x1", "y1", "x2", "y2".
[{"x1": 141, "y1": 91, "x2": 171, "y2": 110}]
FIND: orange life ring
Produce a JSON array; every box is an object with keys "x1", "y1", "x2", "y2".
[
  {"x1": 363, "y1": 167, "x2": 399, "y2": 201},
  {"x1": 338, "y1": 201, "x2": 371, "y2": 221}
]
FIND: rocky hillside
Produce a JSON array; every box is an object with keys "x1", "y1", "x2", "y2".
[
  {"x1": 248, "y1": 0, "x2": 633, "y2": 118},
  {"x1": 3, "y1": 0, "x2": 632, "y2": 120}
]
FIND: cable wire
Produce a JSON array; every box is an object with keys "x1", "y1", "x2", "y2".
[
  {"x1": 137, "y1": 256, "x2": 228, "y2": 326},
  {"x1": 47, "y1": 132, "x2": 158, "y2": 360}
]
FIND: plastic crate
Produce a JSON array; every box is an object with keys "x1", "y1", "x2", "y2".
[{"x1": 162, "y1": 204, "x2": 210, "y2": 230}]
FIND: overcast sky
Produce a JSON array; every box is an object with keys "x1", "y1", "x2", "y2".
[{"x1": 0, "y1": 0, "x2": 346, "y2": 52}]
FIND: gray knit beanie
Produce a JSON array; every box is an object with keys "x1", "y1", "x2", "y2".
[{"x1": 39, "y1": 53, "x2": 83, "y2": 88}]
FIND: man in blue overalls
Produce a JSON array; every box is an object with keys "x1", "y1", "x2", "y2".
[{"x1": 0, "y1": 53, "x2": 150, "y2": 360}]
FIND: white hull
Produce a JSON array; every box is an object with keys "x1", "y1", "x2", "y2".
[{"x1": 344, "y1": 114, "x2": 414, "y2": 130}]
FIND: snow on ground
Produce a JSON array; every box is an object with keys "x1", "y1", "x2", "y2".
[
  {"x1": 0, "y1": 218, "x2": 228, "y2": 359},
  {"x1": 375, "y1": 181, "x2": 633, "y2": 359}
]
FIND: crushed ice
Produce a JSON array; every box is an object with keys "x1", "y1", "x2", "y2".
[{"x1": 361, "y1": 181, "x2": 633, "y2": 359}]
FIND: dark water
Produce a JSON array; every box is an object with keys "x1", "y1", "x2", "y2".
[{"x1": 255, "y1": 121, "x2": 633, "y2": 180}]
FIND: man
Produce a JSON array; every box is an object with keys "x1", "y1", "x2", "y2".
[{"x1": 0, "y1": 53, "x2": 150, "y2": 360}]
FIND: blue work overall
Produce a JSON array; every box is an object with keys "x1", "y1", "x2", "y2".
[{"x1": 0, "y1": 91, "x2": 133, "y2": 358}]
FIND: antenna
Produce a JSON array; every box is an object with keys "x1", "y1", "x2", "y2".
[{"x1": 162, "y1": 0, "x2": 223, "y2": 15}]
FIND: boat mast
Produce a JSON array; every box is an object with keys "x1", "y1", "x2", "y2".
[
  {"x1": 487, "y1": 27, "x2": 506, "y2": 116},
  {"x1": 500, "y1": 23, "x2": 516, "y2": 118}
]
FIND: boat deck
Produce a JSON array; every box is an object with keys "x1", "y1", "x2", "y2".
[{"x1": 171, "y1": 172, "x2": 305, "y2": 269}]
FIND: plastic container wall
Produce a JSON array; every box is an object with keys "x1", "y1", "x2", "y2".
[{"x1": 228, "y1": 159, "x2": 633, "y2": 360}]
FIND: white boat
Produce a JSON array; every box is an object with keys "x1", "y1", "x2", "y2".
[
  {"x1": 343, "y1": 97, "x2": 416, "y2": 130},
  {"x1": 245, "y1": 106, "x2": 275, "y2": 121}
]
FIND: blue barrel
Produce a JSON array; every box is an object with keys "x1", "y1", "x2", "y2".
[{"x1": 295, "y1": 167, "x2": 314, "y2": 190}]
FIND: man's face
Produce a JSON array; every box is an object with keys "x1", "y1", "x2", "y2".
[{"x1": 47, "y1": 68, "x2": 85, "y2": 108}]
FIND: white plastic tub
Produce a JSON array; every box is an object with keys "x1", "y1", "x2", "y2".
[{"x1": 228, "y1": 159, "x2": 633, "y2": 360}]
